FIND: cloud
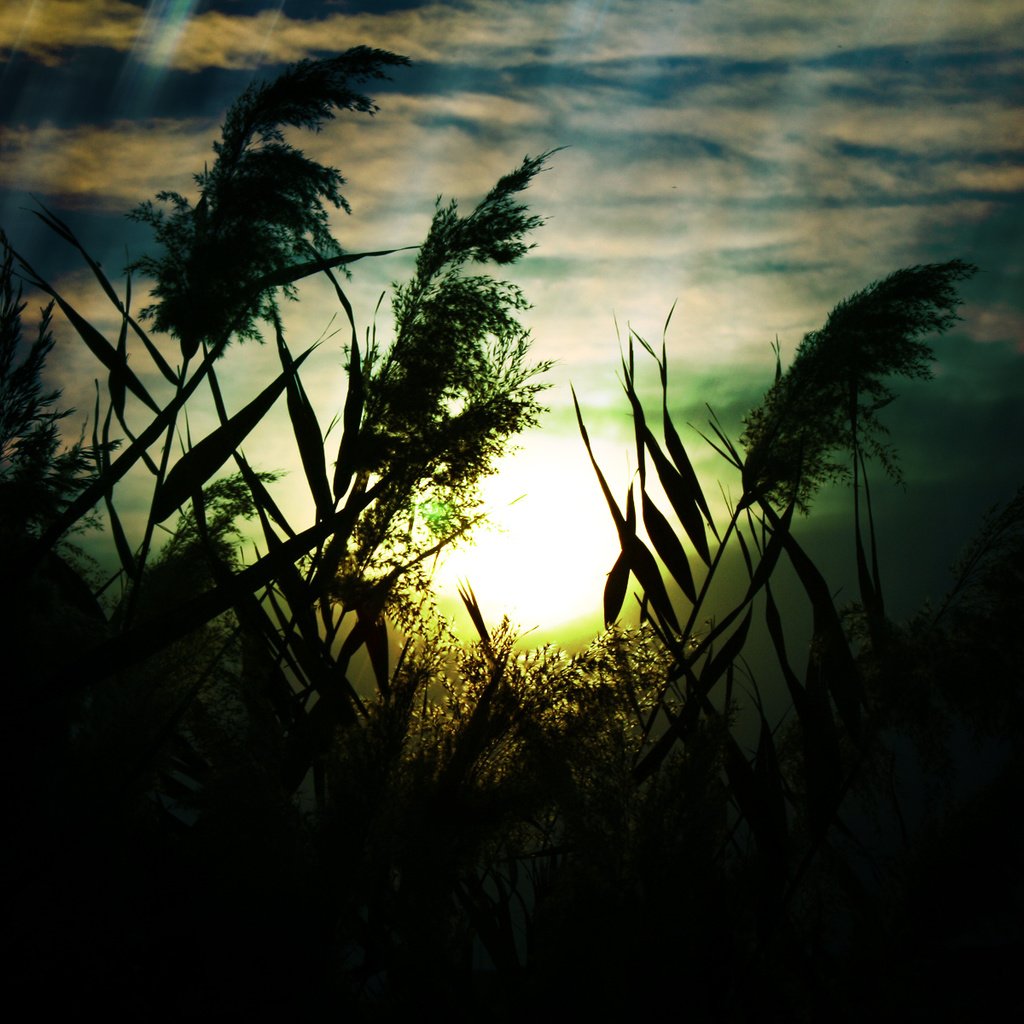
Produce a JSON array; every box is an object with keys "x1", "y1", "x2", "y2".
[
  {"x1": 1, "y1": 1, "x2": 472, "y2": 71},
  {"x1": 7, "y1": 2, "x2": 1019, "y2": 390},
  {"x1": 5, "y1": 1, "x2": 1023, "y2": 73},
  {"x1": 5, "y1": 51, "x2": 1015, "y2": 390},
  {"x1": 0, "y1": 117, "x2": 217, "y2": 209},
  {"x1": 1, "y1": 0, "x2": 142, "y2": 66}
]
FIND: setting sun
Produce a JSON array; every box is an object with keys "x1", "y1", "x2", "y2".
[{"x1": 430, "y1": 433, "x2": 623, "y2": 644}]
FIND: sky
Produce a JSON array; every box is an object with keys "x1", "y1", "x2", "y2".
[{"x1": 2, "y1": 0, "x2": 1023, "y2": 647}]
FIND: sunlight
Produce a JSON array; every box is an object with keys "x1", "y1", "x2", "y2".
[{"x1": 430, "y1": 432, "x2": 622, "y2": 644}]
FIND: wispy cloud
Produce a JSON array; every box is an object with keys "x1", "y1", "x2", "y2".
[
  {"x1": 2, "y1": 0, "x2": 142, "y2": 66},
  {"x1": 5, "y1": 1, "x2": 1022, "y2": 72},
  {"x1": 0, "y1": 118, "x2": 214, "y2": 207},
  {"x1": 6, "y1": 3, "x2": 1021, "y2": 403}
]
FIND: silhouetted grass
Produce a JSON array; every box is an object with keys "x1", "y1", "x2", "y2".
[{"x1": 1, "y1": 53, "x2": 1021, "y2": 1021}]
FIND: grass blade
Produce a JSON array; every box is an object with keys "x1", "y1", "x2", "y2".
[
  {"x1": 14, "y1": 250, "x2": 160, "y2": 414},
  {"x1": 573, "y1": 385, "x2": 628, "y2": 536},
  {"x1": 333, "y1": 335, "x2": 364, "y2": 501},
  {"x1": 360, "y1": 610, "x2": 391, "y2": 697},
  {"x1": 644, "y1": 427, "x2": 713, "y2": 566},
  {"x1": 235, "y1": 452, "x2": 297, "y2": 540},
  {"x1": 275, "y1": 320, "x2": 333, "y2": 519},
  {"x1": 620, "y1": 342, "x2": 712, "y2": 567},
  {"x1": 459, "y1": 581, "x2": 492, "y2": 648},
  {"x1": 253, "y1": 245, "x2": 418, "y2": 291},
  {"x1": 152, "y1": 344, "x2": 317, "y2": 522},
  {"x1": 97, "y1": 391, "x2": 136, "y2": 579},
  {"x1": 724, "y1": 713, "x2": 789, "y2": 936},
  {"x1": 762, "y1": 502, "x2": 863, "y2": 741},
  {"x1": 604, "y1": 549, "x2": 630, "y2": 626},
  {"x1": 301, "y1": 249, "x2": 366, "y2": 504},
  {"x1": 30, "y1": 202, "x2": 176, "y2": 384},
  {"x1": 767, "y1": 577, "x2": 843, "y2": 836},
  {"x1": 698, "y1": 605, "x2": 752, "y2": 695},
  {"x1": 640, "y1": 484, "x2": 697, "y2": 604}
]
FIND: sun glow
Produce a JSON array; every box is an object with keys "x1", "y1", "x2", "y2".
[{"x1": 430, "y1": 432, "x2": 624, "y2": 647}]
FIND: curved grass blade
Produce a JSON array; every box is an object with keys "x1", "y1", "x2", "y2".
[
  {"x1": 109, "y1": 284, "x2": 129, "y2": 420},
  {"x1": 93, "y1": 384, "x2": 136, "y2": 579},
  {"x1": 459, "y1": 581, "x2": 492, "y2": 648},
  {"x1": 698, "y1": 605, "x2": 753, "y2": 693},
  {"x1": 253, "y1": 245, "x2": 418, "y2": 291},
  {"x1": 202, "y1": 359, "x2": 297, "y2": 543},
  {"x1": 236, "y1": 451, "x2": 297, "y2": 540},
  {"x1": 763, "y1": 580, "x2": 804, "y2": 706},
  {"x1": 604, "y1": 549, "x2": 630, "y2": 626},
  {"x1": 152, "y1": 344, "x2": 317, "y2": 522},
  {"x1": 127, "y1": 310, "x2": 177, "y2": 386},
  {"x1": 30, "y1": 202, "x2": 176, "y2": 383},
  {"x1": 620, "y1": 341, "x2": 712, "y2": 568},
  {"x1": 640, "y1": 484, "x2": 697, "y2": 604},
  {"x1": 854, "y1": 450, "x2": 886, "y2": 642},
  {"x1": 656, "y1": 340, "x2": 716, "y2": 532},
  {"x1": 765, "y1": 582, "x2": 842, "y2": 833},
  {"x1": 762, "y1": 501, "x2": 863, "y2": 740},
  {"x1": 662, "y1": 406, "x2": 715, "y2": 535},
  {"x1": 645, "y1": 428, "x2": 713, "y2": 566},
  {"x1": 360, "y1": 610, "x2": 391, "y2": 697},
  {"x1": 724, "y1": 713, "x2": 789, "y2": 936},
  {"x1": 14, "y1": 251, "x2": 160, "y2": 415},
  {"x1": 624, "y1": 533, "x2": 680, "y2": 632},
  {"x1": 30, "y1": 205, "x2": 178, "y2": 384},
  {"x1": 299, "y1": 249, "x2": 365, "y2": 503},
  {"x1": 275, "y1": 320, "x2": 333, "y2": 519},
  {"x1": 744, "y1": 500, "x2": 795, "y2": 597},
  {"x1": 333, "y1": 335, "x2": 363, "y2": 501},
  {"x1": 31, "y1": 204, "x2": 123, "y2": 307},
  {"x1": 801, "y1": 596, "x2": 861, "y2": 741},
  {"x1": 572, "y1": 385, "x2": 626, "y2": 535},
  {"x1": 735, "y1": 522, "x2": 754, "y2": 578}
]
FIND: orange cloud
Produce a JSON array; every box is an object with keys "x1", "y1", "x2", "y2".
[
  {"x1": 6, "y1": 1, "x2": 1022, "y2": 73},
  {"x1": 1, "y1": 0, "x2": 141, "y2": 66},
  {"x1": 0, "y1": 119, "x2": 214, "y2": 208}
]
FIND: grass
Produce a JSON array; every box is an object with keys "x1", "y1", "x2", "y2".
[{"x1": 2, "y1": 53, "x2": 1022, "y2": 1020}]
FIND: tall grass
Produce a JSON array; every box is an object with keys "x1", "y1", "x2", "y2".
[{"x1": 1, "y1": 51, "x2": 1021, "y2": 1020}]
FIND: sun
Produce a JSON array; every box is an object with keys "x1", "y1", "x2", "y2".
[{"x1": 430, "y1": 433, "x2": 625, "y2": 647}]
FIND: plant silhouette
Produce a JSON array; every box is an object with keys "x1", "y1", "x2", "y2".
[
  {"x1": 1, "y1": 48, "x2": 1021, "y2": 1021},
  {"x1": 131, "y1": 47, "x2": 411, "y2": 359},
  {"x1": 740, "y1": 259, "x2": 976, "y2": 513}
]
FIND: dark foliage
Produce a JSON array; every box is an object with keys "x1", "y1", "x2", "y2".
[
  {"x1": 741, "y1": 259, "x2": 976, "y2": 511},
  {"x1": 0, "y1": 234, "x2": 107, "y2": 539},
  {"x1": 130, "y1": 47, "x2": 410, "y2": 357},
  {"x1": 2, "y1": 46, "x2": 1020, "y2": 1021},
  {"x1": 350, "y1": 152, "x2": 555, "y2": 576}
]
